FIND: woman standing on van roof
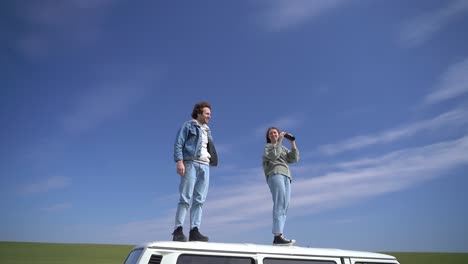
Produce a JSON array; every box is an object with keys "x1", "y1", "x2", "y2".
[{"x1": 262, "y1": 127, "x2": 300, "y2": 246}]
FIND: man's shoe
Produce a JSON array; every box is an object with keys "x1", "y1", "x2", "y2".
[
  {"x1": 273, "y1": 234, "x2": 295, "y2": 246},
  {"x1": 189, "y1": 227, "x2": 209, "y2": 242},
  {"x1": 172, "y1": 226, "x2": 187, "y2": 242}
]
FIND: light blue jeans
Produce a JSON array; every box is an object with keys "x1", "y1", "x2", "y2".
[
  {"x1": 267, "y1": 174, "x2": 291, "y2": 234},
  {"x1": 175, "y1": 161, "x2": 210, "y2": 229}
]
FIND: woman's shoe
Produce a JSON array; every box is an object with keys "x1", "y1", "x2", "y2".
[{"x1": 273, "y1": 234, "x2": 296, "y2": 246}]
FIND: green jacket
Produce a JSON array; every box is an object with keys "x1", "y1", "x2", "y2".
[{"x1": 262, "y1": 141, "x2": 300, "y2": 181}]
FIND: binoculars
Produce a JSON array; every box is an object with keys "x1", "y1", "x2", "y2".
[{"x1": 284, "y1": 133, "x2": 296, "y2": 141}]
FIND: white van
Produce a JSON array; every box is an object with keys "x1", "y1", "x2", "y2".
[{"x1": 123, "y1": 241, "x2": 400, "y2": 264}]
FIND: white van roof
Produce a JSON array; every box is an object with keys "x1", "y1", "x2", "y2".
[{"x1": 135, "y1": 241, "x2": 396, "y2": 260}]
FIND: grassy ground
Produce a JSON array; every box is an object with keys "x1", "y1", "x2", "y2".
[
  {"x1": 0, "y1": 241, "x2": 133, "y2": 264},
  {"x1": 385, "y1": 252, "x2": 468, "y2": 264},
  {"x1": 1, "y1": 242, "x2": 467, "y2": 264}
]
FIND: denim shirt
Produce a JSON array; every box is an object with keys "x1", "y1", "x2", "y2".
[{"x1": 174, "y1": 120, "x2": 218, "y2": 166}]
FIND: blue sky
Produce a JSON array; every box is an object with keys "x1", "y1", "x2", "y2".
[{"x1": 1, "y1": 0, "x2": 468, "y2": 253}]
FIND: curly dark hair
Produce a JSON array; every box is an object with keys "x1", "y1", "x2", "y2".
[
  {"x1": 266, "y1": 127, "x2": 280, "y2": 143},
  {"x1": 191, "y1": 101, "x2": 212, "y2": 119}
]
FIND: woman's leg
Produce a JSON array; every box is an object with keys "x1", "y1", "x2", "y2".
[{"x1": 268, "y1": 174, "x2": 290, "y2": 235}]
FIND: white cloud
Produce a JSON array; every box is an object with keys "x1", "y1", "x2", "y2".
[
  {"x1": 317, "y1": 108, "x2": 468, "y2": 155},
  {"x1": 21, "y1": 176, "x2": 72, "y2": 195},
  {"x1": 209, "y1": 134, "x2": 468, "y2": 231},
  {"x1": 425, "y1": 57, "x2": 468, "y2": 104},
  {"x1": 294, "y1": 135, "x2": 468, "y2": 208},
  {"x1": 16, "y1": 0, "x2": 114, "y2": 59},
  {"x1": 61, "y1": 67, "x2": 164, "y2": 134},
  {"x1": 41, "y1": 202, "x2": 72, "y2": 212},
  {"x1": 109, "y1": 218, "x2": 173, "y2": 244},
  {"x1": 258, "y1": 0, "x2": 345, "y2": 32},
  {"x1": 399, "y1": 0, "x2": 468, "y2": 48},
  {"x1": 102, "y1": 134, "x2": 468, "y2": 244}
]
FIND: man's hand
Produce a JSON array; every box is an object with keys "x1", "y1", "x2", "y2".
[{"x1": 176, "y1": 160, "x2": 185, "y2": 176}]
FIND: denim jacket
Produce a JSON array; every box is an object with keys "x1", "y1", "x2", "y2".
[{"x1": 174, "y1": 120, "x2": 218, "y2": 166}]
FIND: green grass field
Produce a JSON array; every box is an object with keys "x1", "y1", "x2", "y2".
[
  {"x1": 1, "y1": 241, "x2": 467, "y2": 264},
  {"x1": 385, "y1": 252, "x2": 468, "y2": 264},
  {"x1": 0, "y1": 242, "x2": 133, "y2": 264}
]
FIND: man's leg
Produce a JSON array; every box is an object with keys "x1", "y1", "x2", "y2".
[
  {"x1": 189, "y1": 162, "x2": 209, "y2": 241},
  {"x1": 190, "y1": 162, "x2": 209, "y2": 228},
  {"x1": 174, "y1": 161, "x2": 196, "y2": 228}
]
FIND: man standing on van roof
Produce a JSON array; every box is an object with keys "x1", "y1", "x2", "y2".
[{"x1": 172, "y1": 101, "x2": 218, "y2": 242}]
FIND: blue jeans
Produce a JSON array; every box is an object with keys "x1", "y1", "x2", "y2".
[
  {"x1": 267, "y1": 174, "x2": 291, "y2": 234},
  {"x1": 175, "y1": 161, "x2": 210, "y2": 229}
]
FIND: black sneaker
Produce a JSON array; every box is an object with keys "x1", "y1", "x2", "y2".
[
  {"x1": 273, "y1": 234, "x2": 295, "y2": 246},
  {"x1": 189, "y1": 227, "x2": 209, "y2": 242},
  {"x1": 172, "y1": 226, "x2": 187, "y2": 242}
]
